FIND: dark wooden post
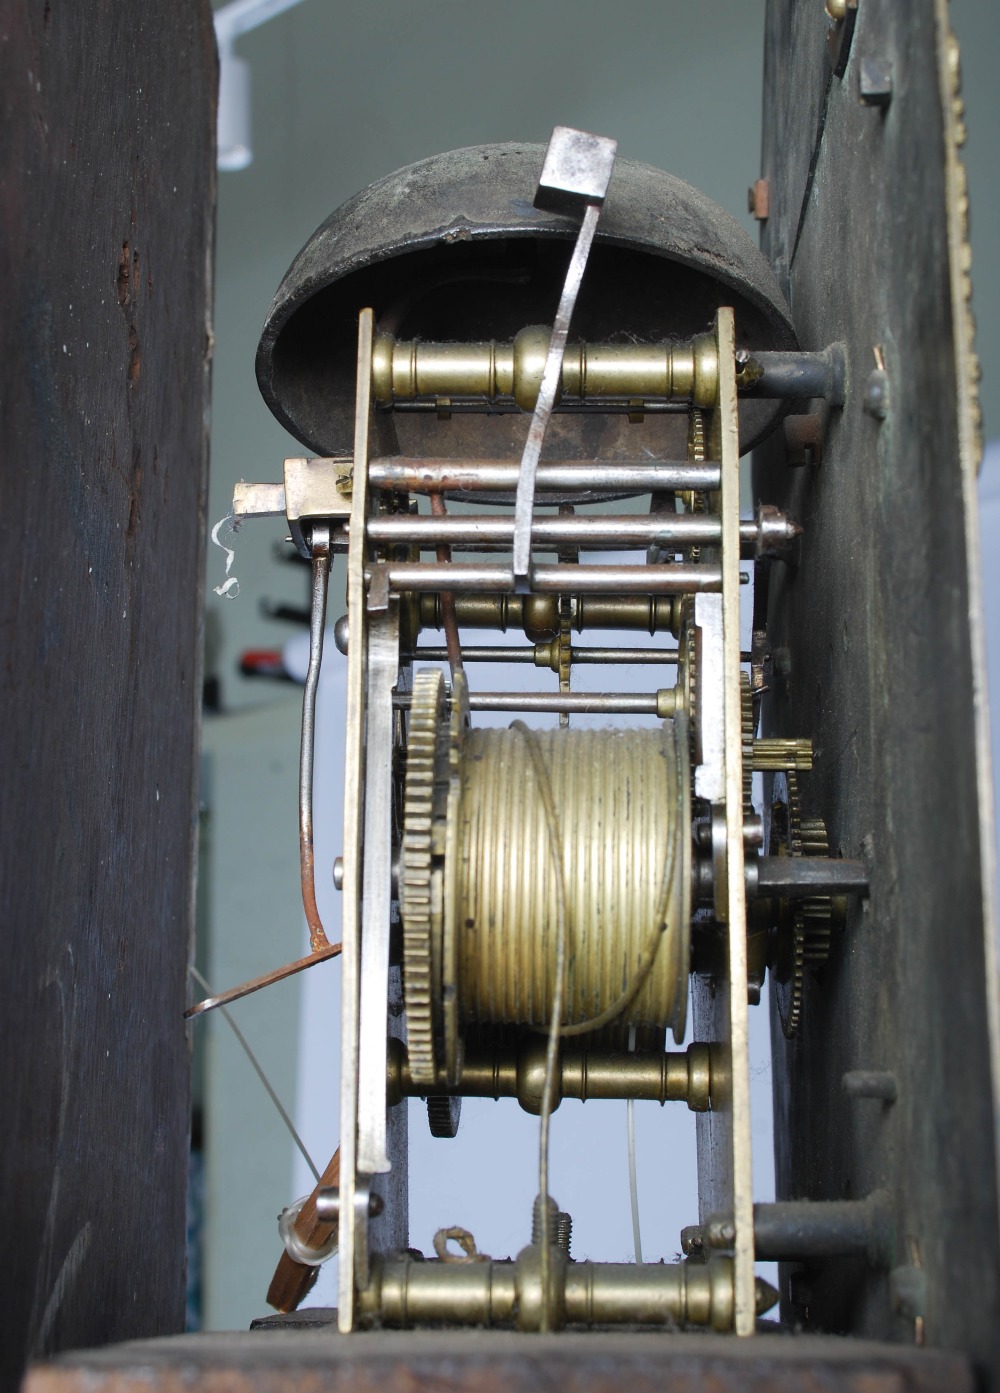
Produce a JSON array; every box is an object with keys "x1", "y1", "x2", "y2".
[{"x1": 0, "y1": 5, "x2": 216, "y2": 1388}]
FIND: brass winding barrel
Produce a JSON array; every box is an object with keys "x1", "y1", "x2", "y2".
[{"x1": 443, "y1": 722, "x2": 691, "y2": 1045}]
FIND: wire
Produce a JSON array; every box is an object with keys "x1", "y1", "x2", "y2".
[
  {"x1": 510, "y1": 720, "x2": 568, "y2": 1333},
  {"x1": 188, "y1": 963, "x2": 320, "y2": 1184},
  {"x1": 510, "y1": 717, "x2": 682, "y2": 1304},
  {"x1": 429, "y1": 493, "x2": 465, "y2": 685},
  {"x1": 627, "y1": 1024, "x2": 643, "y2": 1264}
]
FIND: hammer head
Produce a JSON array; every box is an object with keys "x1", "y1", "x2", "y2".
[{"x1": 534, "y1": 125, "x2": 618, "y2": 214}]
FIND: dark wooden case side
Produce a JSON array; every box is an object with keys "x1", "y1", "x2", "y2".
[
  {"x1": 0, "y1": 6, "x2": 216, "y2": 1389},
  {"x1": 755, "y1": 1, "x2": 1000, "y2": 1382}
]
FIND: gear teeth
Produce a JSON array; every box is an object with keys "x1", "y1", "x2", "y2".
[
  {"x1": 678, "y1": 610, "x2": 698, "y2": 759},
  {"x1": 741, "y1": 673, "x2": 755, "y2": 819},
  {"x1": 784, "y1": 924, "x2": 806, "y2": 1038},
  {"x1": 401, "y1": 669, "x2": 446, "y2": 1085},
  {"x1": 557, "y1": 597, "x2": 572, "y2": 730},
  {"x1": 799, "y1": 817, "x2": 834, "y2": 964},
  {"x1": 800, "y1": 818, "x2": 829, "y2": 856},
  {"x1": 426, "y1": 1095, "x2": 461, "y2": 1139},
  {"x1": 683, "y1": 409, "x2": 707, "y2": 563},
  {"x1": 776, "y1": 783, "x2": 833, "y2": 1039},
  {"x1": 785, "y1": 770, "x2": 804, "y2": 858}
]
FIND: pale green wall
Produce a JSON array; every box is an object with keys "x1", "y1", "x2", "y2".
[
  {"x1": 205, "y1": 0, "x2": 773, "y2": 715},
  {"x1": 205, "y1": 0, "x2": 1000, "y2": 715},
  {"x1": 200, "y1": 0, "x2": 1000, "y2": 1331}
]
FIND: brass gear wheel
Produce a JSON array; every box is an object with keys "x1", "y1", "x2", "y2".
[
  {"x1": 740, "y1": 673, "x2": 755, "y2": 819},
  {"x1": 771, "y1": 771, "x2": 834, "y2": 1038},
  {"x1": 557, "y1": 598, "x2": 573, "y2": 730},
  {"x1": 426, "y1": 1094, "x2": 462, "y2": 1139},
  {"x1": 799, "y1": 817, "x2": 835, "y2": 973},
  {"x1": 400, "y1": 668, "x2": 448, "y2": 1085},
  {"x1": 677, "y1": 608, "x2": 698, "y2": 760},
  {"x1": 681, "y1": 408, "x2": 708, "y2": 564}
]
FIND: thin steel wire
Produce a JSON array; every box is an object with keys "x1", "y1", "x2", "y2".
[
  {"x1": 627, "y1": 1024, "x2": 643, "y2": 1264},
  {"x1": 188, "y1": 963, "x2": 320, "y2": 1184},
  {"x1": 509, "y1": 720, "x2": 568, "y2": 1332},
  {"x1": 428, "y1": 493, "x2": 465, "y2": 684},
  {"x1": 508, "y1": 718, "x2": 682, "y2": 1326}
]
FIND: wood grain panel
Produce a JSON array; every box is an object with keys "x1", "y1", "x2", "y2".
[{"x1": 0, "y1": 5, "x2": 215, "y2": 1387}]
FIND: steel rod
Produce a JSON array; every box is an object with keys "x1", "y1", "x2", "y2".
[
  {"x1": 753, "y1": 855, "x2": 870, "y2": 898},
  {"x1": 413, "y1": 645, "x2": 536, "y2": 664},
  {"x1": 393, "y1": 689, "x2": 671, "y2": 714},
  {"x1": 752, "y1": 1199, "x2": 889, "y2": 1262},
  {"x1": 428, "y1": 492, "x2": 464, "y2": 680},
  {"x1": 704, "y1": 1195, "x2": 891, "y2": 1264},
  {"x1": 739, "y1": 347, "x2": 846, "y2": 405},
  {"x1": 379, "y1": 562, "x2": 721, "y2": 595},
  {"x1": 368, "y1": 457, "x2": 722, "y2": 494},
  {"x1": 471, "y1": 691, "x2": 665, "y2": 713},
  {"x1": 367, "y1": 514, "x2": 787, "y2": 550},
  {"x1": 412, "y1": 645, "x2": 681, "y2": 665},
  {"x1": 369, "y1": 514, "x2": 720, "y2": 546},
  {"x1": 368, "y1": 512, "x2": 796, "y2": 559}
]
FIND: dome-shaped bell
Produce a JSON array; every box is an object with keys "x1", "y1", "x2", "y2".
[{"x1": 256, "y1": 143, "x2": 796, "y2": 458}]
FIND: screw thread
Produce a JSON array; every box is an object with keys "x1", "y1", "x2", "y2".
[{"x1": 532, "y1": 1194, "x2": 572, "y2": 1255}]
